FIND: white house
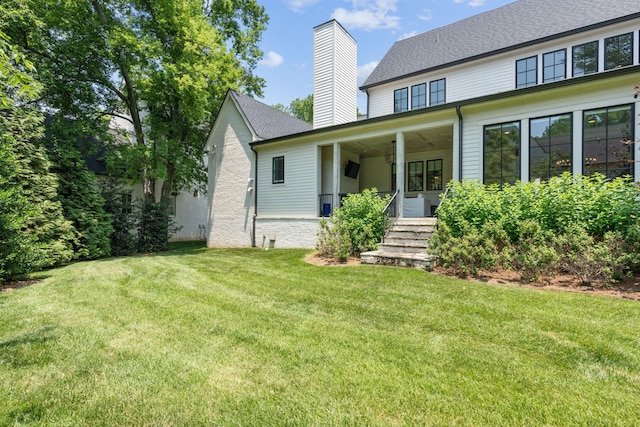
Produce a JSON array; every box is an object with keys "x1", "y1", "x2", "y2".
[{"x1": 205, "y1": 0, "x2": 640, "y2": 249}]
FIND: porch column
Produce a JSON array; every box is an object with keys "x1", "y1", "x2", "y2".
[
  {"x1": 333, "y1": 142, "x2": 340, "y2": 211},
  {"x1": 396, "y1": 132, "x2": 405, "y2": 217}
]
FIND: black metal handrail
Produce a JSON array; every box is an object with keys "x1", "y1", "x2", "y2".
[{"x1": 381, "y1": 190, "x2": 399, "y2": 243}]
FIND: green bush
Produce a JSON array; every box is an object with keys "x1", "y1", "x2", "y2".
[
  {"x1": 316, "y1": 188, "x2": 390, "y2": 260},
  {"x1": 431, "y1": 174, "x2": 640, "y2": 284}
]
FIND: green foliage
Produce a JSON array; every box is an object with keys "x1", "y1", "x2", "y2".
[
  {"x1": 100, "y1": 179, "x2": 136, "y2": 257},
  {"x1": 136, "y1": 200, "x2": 171, "y2": 254},
  {"x1": 46, "y1": 133, "x2": 112, "y2": 260},
  {"x1": 432, "y1": 174, "x2": 640, "y2": 284},
  {"x1": 316, "y1": 189, "x2": 390, "y2": 259},
  {"x1": 274, "y1": 94, "x2": 313, "y2": 124}
]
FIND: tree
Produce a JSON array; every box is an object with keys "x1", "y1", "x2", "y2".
[
  {"x1": 45, "y1": 123, "x2": 113, "y2": 260},
  {"x1": 274, "y1": 94, "x2": 314, "y2": 124},
  {"x1": 1, "y1": 0, "x2": 268, "y2": 247},
  {"x1": 0, "y1": 31, "x2": 75, "y2": 280}
]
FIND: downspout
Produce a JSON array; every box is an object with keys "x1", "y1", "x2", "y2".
[
  {"x1": 250, "y1": 145, "x2": 258, "y2": 247},
  {"x1": 456, "y1": 105, "x2": 463, "y2": 181}
]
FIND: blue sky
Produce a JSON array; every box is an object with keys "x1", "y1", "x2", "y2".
[{"x1": 255, "y1": 0, "x2": 517, "y2": 114}]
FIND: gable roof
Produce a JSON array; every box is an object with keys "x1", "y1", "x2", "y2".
[
  {"x1": 361, "y1": 0, "x2": 640, "y2": 90},
  {"x1": 229, "y1": 90, "x2": 312, "y2": 140}
]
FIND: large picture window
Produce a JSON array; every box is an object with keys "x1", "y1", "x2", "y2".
[
  {"x1": 394, "y1": 88, "x2": 408, "y2": 112},
  {"x1": 604, "y1": 33, "x2": 633, "y2": 70},
  {"x1": 411, "y1": 83, "x2": 426, "y2": 109},
  {"x1": 542, "y1": 49, "x2": 566, "y2": 83},
  {"x1": 484, "y1": 121, "x2": 520, "y2": 186},
  {"x1": 530, "y1": 114, "x2": 572, "y2": 181},
  {"x1": 272, "y1": 156, "x2": 284, "y2": 184},
  {"x1": 572, "y1": 41, "x2": 598, "y2": 76},
  {"x1": 426, "y1": 159, "x2": 443, "y2": 191},
  {"x1": 516, "y1": 56, "x2": 537, "y2": 88},
  {"x1": 583, "y1": 105, "x2": 634, "y2": 179},
  {"x1": 429, "y1": 79, "x2": 446, "y2": 106},
  {"x1": 407, "y1": 161, "x2": 424, "y2": 191}
]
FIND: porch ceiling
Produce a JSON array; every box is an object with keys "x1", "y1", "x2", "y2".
[{"x1": 342, "y1": 125, "x2": 453, "y2": 158}]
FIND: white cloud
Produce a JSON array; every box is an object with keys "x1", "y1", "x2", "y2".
[
  {"x1": 259, "y1": 51, "x2": 284, "y2": 68},
  {"x1": 357, "y1": 61, "x2": 379, "y2": 85},
  {"x1": 287, "y1": 0, "x2": 320, "y2": 13},
  {"x1": 330, "y1": 0, "x2": 401, "y2": 31},
  {"x1": 453, "y1": 0, "x2": 486, "y2": 5},
  {"x1": 419, "y1": 9, "x2": 432, "y2": 21},
  {"x1": 399, "y1": 31, "x2": 418, "y2": 40}
]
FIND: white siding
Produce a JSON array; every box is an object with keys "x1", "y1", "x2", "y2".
[
  {"x1": 460, "y1": 74, "x2": 638, "y2": 182},
  {"x1": 367, "y1": 18, "x2": 640, "y2": 118},
  {"x1": 313, "y1": 20, "x2": 357, "y2": 129},
  {"x1": 257, "y1": 143, "x2": 319, "y2": 217}
]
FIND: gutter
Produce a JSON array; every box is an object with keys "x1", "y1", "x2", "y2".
[
  {"x1": 456, "y1": 105, "x2": 463, "y2": 181},
  {"x1": 250, "y1": 144, "x2": 258, "y2": 247}
]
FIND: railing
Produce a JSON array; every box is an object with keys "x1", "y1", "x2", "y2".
[
  {"x1": 381, "y1": 190, "x2": 399, "y2": 243},
  {"x1": 318, "y1": 193, "x2": 333, "y2": 217}
]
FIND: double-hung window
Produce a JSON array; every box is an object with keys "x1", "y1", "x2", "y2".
[
  {"x1": 543, "y1": 49, "x2": 566, "y2": 83},
  {"x1": 272, "y1": 156, "x2": 285, "y2": 184},
  {"x1": 604, "y1": 33, "x2": 633, "y2": 70},
  {"x1": 426, "y1": 159, "x2": 443, "y2": 191},
  {"x1": 407, "y1": 161, "x2": 424, "y2": 191},
  {"x1": 394, "y1": 88, "x2": 408, "y2": 112},
  {"x1": 516, "y1": 56, "x2": 537, "y2": 88},
  {"x1": 483, "y1": 121, "x2": 520, "y2": 186},
  {"x1": 529, "y1": 114, "x2": 572, "y2": 182},
  {"x1": 572, "y1": 41, "x2": 598, "y2": 76},
  {"x1": 411, "y1": 83, "x2": 426, "y2": 109},
  {"x1": 429, "y1": 79, "x2": 445, "y2": 106}
]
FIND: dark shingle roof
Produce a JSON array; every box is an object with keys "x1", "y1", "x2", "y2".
[
  {"x1": 361, "y1": 0, "x2": 640, "y2": 89},
  {"x1": 230, "y1": 90, "x2": 312, "y2": 140}
]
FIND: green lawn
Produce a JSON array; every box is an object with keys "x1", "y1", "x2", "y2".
[{"x1": 1, "y1": 242, "x2": 640, "y2": 426}]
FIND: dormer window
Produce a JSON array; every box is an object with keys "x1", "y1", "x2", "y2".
[
  {"x1": 516, "y1": 56, "x2": 537, "y2": 88},
  {"x1": 572, "y1": 41, "x2": 598, "y2": 76},
  {"x1": 411, "y1": 83, "x2": 426, "y2": 109},
  {"x1": 429, "y1": 79, "x2": 446, "y2": 106},
  {"x1": 394, "y1": 88, "x2": 408, "y2": 112},
  {"x1": 543, "y1": 49, "x2": 566, "y2": 83},
  {"x1": 604, "y1": 33, "x2": 633, "y2": 70}
]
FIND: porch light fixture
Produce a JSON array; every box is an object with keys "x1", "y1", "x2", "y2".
[{"x1": 385, "y1": 140, "x2": 396, "y2": 166}]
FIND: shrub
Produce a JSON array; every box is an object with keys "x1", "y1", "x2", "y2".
[
  {"x1": 316, "y1": 188, "x2": 390, "y2": 260},
  {"x1": 432, "y1": 175, "x2": 640, "y2": 284}
]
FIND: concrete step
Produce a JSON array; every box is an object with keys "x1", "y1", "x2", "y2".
[
  {"x1": 385, "y1": 230, "x2": 433, "y2": 240},
  {"x1": 378, "y1": 240, "x2": 429, "y2": 251},
  {"x1": 361, "y1": 250, "x2": 437, "y2": 271},
  {"x1": 394, "y1": 217, "x2": 437, "y2": 226}
]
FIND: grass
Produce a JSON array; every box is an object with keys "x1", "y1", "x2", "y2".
[{"x1": 1, "y1": 242, "x2": 640, "y2": 426}]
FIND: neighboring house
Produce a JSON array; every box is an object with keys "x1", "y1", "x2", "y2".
[{"x1": 205, "y1": 0, "x2": 640, "y2": 249}]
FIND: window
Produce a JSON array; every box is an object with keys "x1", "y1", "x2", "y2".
[
  {"x1": 411, "y1": 83, "x2": 426, "y2": 109},
  {"x1": 167, "y1": 193, "x2": 178, "y2": 216},
  {"x1": 543, "y1": 49, "x2": 566, "y2": 82},
  {"x1": 583, "y1": 105, "x2": 634, "y2": 179},
  {"x1": 530, "y1": 114, "x2": 572, "y2": 181},
  {"x1": 605, "y1": 33, "x2": 633, "y2": 70},
  {"x1": 484, "y1": 121, "x2": 520, "y2": 186},
  {"x1": 394, "y1": 88, "x2": 408, "y2": 112},
  {"x1": 407, "y1": 161, "x2": 424, "y2": 191},
  {"x1": 272, "y1": 156, "x2": 284, "y2": 184},
  {"x1": 429, "y1": 79, "x2": 446, "y2": 106},
  {"x1": 516, "y1": 56, "x2": 537, "y2": 88},
  {"x1": 572, "y1": 41, "x2": 598, "y2": 76},
  {"x1": 426, "y1": 159, "x2": 443, "y2": 191}
]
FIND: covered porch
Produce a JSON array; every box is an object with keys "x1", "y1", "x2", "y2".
[{"x1": 317, "y1": 119, "x2": 455, "y2": 218}]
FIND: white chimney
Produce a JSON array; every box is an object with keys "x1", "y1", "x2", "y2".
[{"x1": 313, "y1": 20, "x2": 357, "y2": 129}]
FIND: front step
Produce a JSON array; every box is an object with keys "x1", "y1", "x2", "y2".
[
  {"x1": 361, "y1": 216, "x2": 438, "y2": 271},
  {"x1": 360, "y1": 250, "x2": 437, "y2": 270}
]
